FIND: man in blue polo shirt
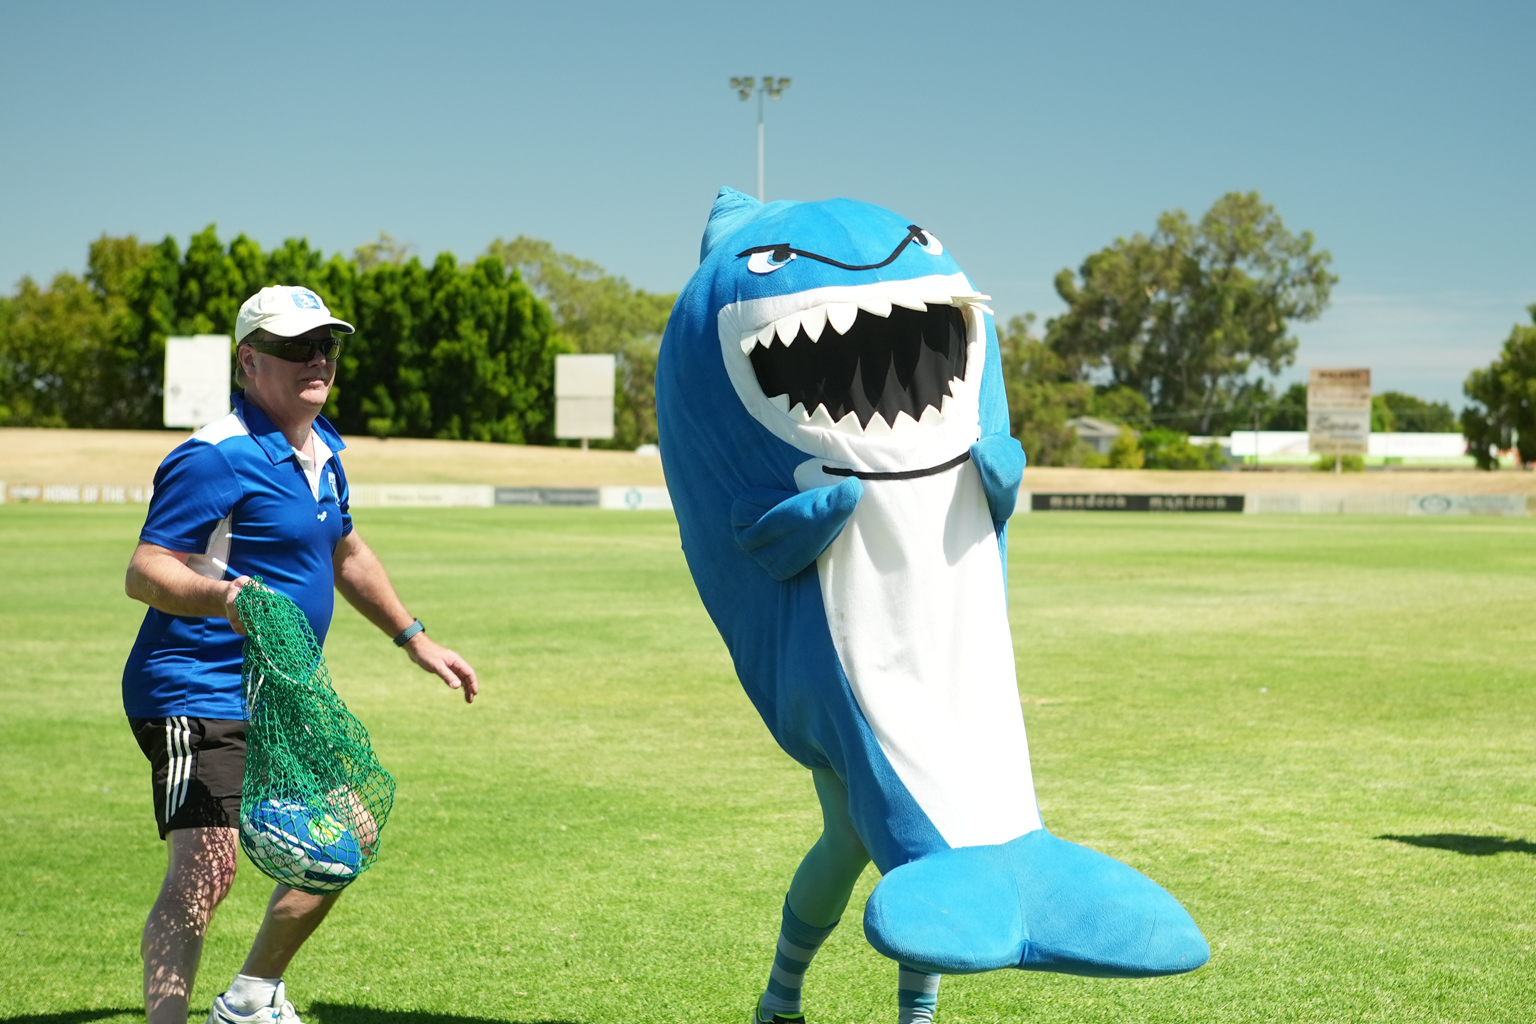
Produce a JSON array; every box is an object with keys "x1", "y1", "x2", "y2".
[{"x1": 123, "y1": 285, "x2": 480, "y2": 1024}]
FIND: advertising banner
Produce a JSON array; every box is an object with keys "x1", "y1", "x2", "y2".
[
  {"x1": 1308, "y1": 368, "x2": 1371, "y2": 455},
  {"x1": 1029, "y1": 493, "x2": 1245, "y2": 513}
]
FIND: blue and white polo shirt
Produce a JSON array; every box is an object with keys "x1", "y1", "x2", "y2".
[{"x1": 122, "y1": 393, "x2": 353, "y2": 720}]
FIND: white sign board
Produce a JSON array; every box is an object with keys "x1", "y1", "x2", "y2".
[
  {"x1": 1308, "y1": 367, "x2": 1370, "y2": 455},
  {"x1": 555, "y1": 353, "x2": 616, "y2": 440},
  {"x1": 1407, "y1": 494, "x2": 1528, "y2": 517},
  {"x1": 598, "y1": 486, "x2": 673, "y2": 511},
  {"x1": 164, "y1": 335, "x2": 231, "y2": 429}
]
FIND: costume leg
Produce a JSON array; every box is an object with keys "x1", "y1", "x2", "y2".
[
  {"x1": 897, "y1": 964, "x2": 941, "y2": 1024},
  {"x1": 758, "y1": 768, "x2": 871, "y2": 1021}
]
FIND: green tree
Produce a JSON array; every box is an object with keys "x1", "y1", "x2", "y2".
[
  {"x1": 1, "y1": 227, "x2": 561, "y2": 442},
  {"x1": 1377, "y1": 390, "x2": 1455, "y2": 432},
  {"x1": 486, "y1": 236, "x2": 674, "y2": 448},
  {"x1": 1255, "y1": 381, "x2": 1309, "y2": 430},
  {"x1": 1048, "y1": 192, "x2": 1335, "y2": 434},
  {"x1": 1462, "y1": 306, "x2": 1536, "y2": 468},
  {"x1": 996, "y1": 313, "x2": 1094, "y2": 466},
  {"x1": 353, "y1": 233, "x2": 413, "y2": 272},
  {"x1": 1091, "y1": 386, "x2": 1152, "y2": 430},
  {"x1": 0, "y1": 234, "x2": 157, "y2": 427}
]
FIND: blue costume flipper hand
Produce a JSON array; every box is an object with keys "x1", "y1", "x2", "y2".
[
  {"x1": 732, "y1": 478, "x2": 864, "y2": 581},
  {"x1": 862, "y1": 830, "x2": 1210, "y2": 977},
  {"x1": 969, "y1": 434, "x2": 1026, "y2": 524}
]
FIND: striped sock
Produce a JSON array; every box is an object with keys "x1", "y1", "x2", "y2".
[
  {"x1": 897, "y1": 965, "x2": 941, "y2": 1024},
  {"x1": 759, "y1": 900, "x2": 838, "y2": 1019}
]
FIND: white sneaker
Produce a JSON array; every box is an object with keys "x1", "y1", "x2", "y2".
[{"x1": 207, "y1": 980, "x2": 307, "y2": 1024}]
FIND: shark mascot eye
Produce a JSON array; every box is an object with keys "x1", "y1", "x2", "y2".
[
  {"x1": 746, "y1": 247, "x2": 796, "y2": 274},
  {"x1": 657, "y1": 187, "x2": 1209, "y2": 1008}
]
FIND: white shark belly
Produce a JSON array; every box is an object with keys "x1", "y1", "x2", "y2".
[{"x1": 812, "y1": 460, "x2": 1042, "y2": 849}]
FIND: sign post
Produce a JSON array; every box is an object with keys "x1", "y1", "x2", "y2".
[
  {"x1": 164, "y1": 335, "x2": 232, "y2": 429},
  {"x1": 555, "y1": 353, "x2": 616, "y2": 451},
  {"x1": 1308, "y1": 368, "x2": 1370, "y2": 473}
]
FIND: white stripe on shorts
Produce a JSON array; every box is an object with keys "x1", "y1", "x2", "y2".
[{"x1": 164, "y1": 717, "x2": 192, "y2": 822}]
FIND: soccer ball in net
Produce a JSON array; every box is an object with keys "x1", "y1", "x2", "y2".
[{"x1": 240, "y1": 798, "x2": 364, "y2": 893}]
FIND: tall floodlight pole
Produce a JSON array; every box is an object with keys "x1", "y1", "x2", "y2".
[{"x1": 732, "y1": 76, "x2": 791, "y2": 201}]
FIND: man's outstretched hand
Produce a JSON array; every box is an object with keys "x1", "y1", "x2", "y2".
[{"x1": 403, "y1": 634, "x2": 479, "y2": 703}]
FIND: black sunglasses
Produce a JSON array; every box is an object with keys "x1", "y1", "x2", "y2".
[{"x1": 245, "y1": 335, "x2": 343, "y2": 363}]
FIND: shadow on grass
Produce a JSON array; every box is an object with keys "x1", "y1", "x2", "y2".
[
  {"x1": 1, "y1": 1012, "x2": 139, "y2": 1024},
  {"x1": 1377, "y1": 833, "x2": 1536, "y2": 856},
  {"x1": 308, "y1": 1006, "x2": 584, "y2": 1024}
]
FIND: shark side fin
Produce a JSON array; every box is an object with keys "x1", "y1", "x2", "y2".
[
  {"x1": 731, "y1": 478, "x2": 863, "y2": 581},
  {"x1": 969, "y1": 433, "x2": 1026, "y2": 524}
]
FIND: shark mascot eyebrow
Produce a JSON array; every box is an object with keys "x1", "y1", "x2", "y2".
[{"x1": 657, "y1": 188, "x2": 1208, "y2": 1024}]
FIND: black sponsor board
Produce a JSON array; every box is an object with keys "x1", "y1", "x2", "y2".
[{"x1": 1031, "y1": 493, "x2": 1244, "y2": 513}]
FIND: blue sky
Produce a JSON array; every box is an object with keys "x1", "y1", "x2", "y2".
[{"x1": 3, "y1": 0, "x2": 1531, "y2": 407}]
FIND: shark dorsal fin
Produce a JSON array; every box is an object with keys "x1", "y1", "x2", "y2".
[{"x1": 700, "y1": 186, "x2": 788, "y2": 263}]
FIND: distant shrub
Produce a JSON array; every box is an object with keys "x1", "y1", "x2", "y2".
[
  {"x1": 1107, "y1": 427, "x2": 1145, "y2": 469},
  {"x1": 1140, "y1": 427, "x2": 1225, "y2": 470}
]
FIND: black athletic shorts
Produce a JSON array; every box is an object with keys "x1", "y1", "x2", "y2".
[{"x1": 128, "y1": 716, "x2": 246, "y2": 839}]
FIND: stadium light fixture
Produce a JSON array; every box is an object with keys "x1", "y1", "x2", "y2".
[{"x1": 732, "y1": 75, "x2": 791, "y2": 202}]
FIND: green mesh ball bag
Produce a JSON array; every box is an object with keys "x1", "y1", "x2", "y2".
[{"x1": 236, "y1": 580, "x2": 396, "y2": 894}]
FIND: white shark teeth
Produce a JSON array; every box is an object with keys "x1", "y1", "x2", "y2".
[
  {"x1": 740, "y1": 323, "x2": 778, "y2": 353},
  {"x1": 734, "y1": 274, "x2": 985, "y2": 354},
  {"x1": 826, "y1": 302, "x2": 859, "y2": 335},
  {"x1": 862, "y1": 411, "x2": 894, "y2": 436},
  {"x1": 857, "y1": 294, "x2": 892, "y2": 318},
  {"x1": 832, "y1": 409, "x2": 864, "y2": 435},
  {"x1": 800, "y1": 304, "x2": 828, "y2": 342},
  {"x1": 767, "y1": 397, "x2": 961, "y2": 436}
]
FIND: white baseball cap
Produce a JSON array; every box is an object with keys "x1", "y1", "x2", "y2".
[{"x1": 235, "y1": 285, "x2": 355, "y2": 344}]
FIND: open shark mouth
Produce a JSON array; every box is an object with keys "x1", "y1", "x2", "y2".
[
  {"x1": 746, "y1": 303, "x2": 968, "y2": 432},
  {"x1": 721, "y1": 274, "x2": 992, "y2": 441}
]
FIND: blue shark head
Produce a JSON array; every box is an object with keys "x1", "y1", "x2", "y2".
[{"x1": 659, "y1": 188, "x2": 1003, "y2": 480}]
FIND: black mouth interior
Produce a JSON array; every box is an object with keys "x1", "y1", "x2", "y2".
[{"x1": 749, "y1": 304, "x2": 968, "y2": 430}]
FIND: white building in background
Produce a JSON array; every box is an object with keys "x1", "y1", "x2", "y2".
[
  {"x1": 1367, "y1": 433, "x2": 1467, "y2": 459},
  {"x1": 1219, "y1": 430, "x2": 1472, "y2": 466},
  {"x1": 1065, "y1": 415, "x2": 1125, "y2": 455},
  {"x1": 1225, "y1": 431, "x2": 1312, "y2": 459}
]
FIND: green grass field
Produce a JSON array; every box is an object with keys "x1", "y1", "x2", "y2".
[{"x1": 2, "y1": 506, "x2": 1535, "y2": 1023}]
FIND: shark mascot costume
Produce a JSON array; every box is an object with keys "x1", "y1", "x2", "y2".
[{"x1": 657, "y1": 188, "x2": 1208, "y2": 1024}]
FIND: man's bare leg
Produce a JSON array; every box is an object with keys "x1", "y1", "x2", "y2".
[
  {"x1": 238, "y1": 886, "x2": 339, "y2": 979},
  {"x1": 143, "y1": 827, "x2": 238, "y2": 1024}
]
